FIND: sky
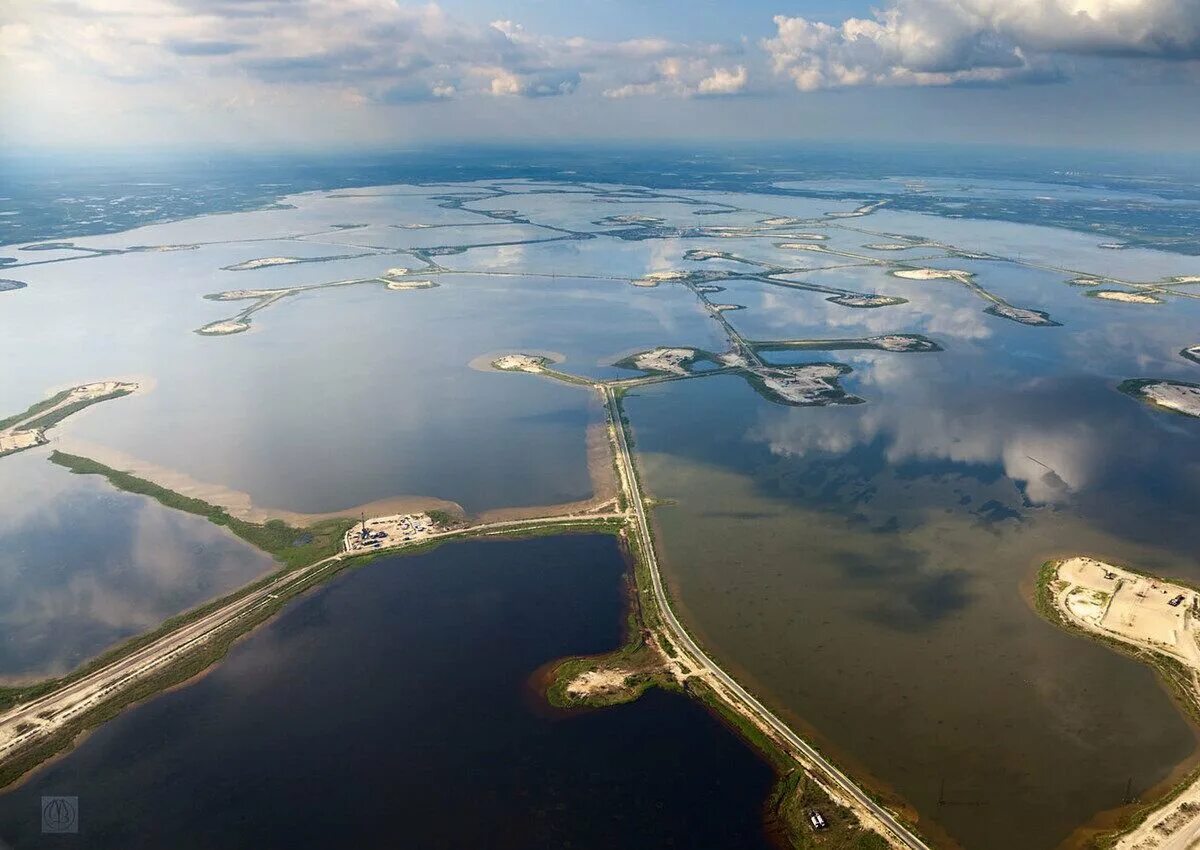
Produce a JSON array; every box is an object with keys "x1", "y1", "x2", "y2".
[{"x1": 1, "y1": 0, "x2": 1198, "y2": 153}]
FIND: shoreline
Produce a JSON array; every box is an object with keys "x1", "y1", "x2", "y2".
[
  {"x1": 0, "y1": 385, "x2": 928, "y2": 850},
  {"x1": 1036, "y1": 557, "x2": 1200, "y2": 849}
]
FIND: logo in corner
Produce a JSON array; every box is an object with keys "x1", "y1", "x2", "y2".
[{"x1": 41, "y1": 796, "x2": 78, "y2": 834}]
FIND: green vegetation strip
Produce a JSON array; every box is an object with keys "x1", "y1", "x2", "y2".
[
  {"x1": 0, "y1": 389, "x2": 74, "y2": 431},
  {"x1": 544, "y1": 393, "x2": 890, "y2": 848},
  {"x1": 49, "y1": 451, "x2": 348, "y2": 571},
  {"x1": 23, "y1": 388, "x2": 135, "y2": 432},
  {"x1": 0, "y1": 452, "x2": 354, "y2": 715},
  {"x1": 0, "y1": 452, "x2": 627, "y2": 790}
]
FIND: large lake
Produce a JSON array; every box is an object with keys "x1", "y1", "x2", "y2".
[
  {"x1": 4, "y1": 163, "x2": 1200, "y2": 847},
  {"x1": 0, "y1": 535, "x2": 777, "y2": 849}
]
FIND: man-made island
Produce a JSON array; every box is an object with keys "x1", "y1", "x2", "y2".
[
  {"x1": 1120, "y1": 379, "x2": 1200, "y2": 418},
  {"x1": 1040, "y1": 558, "x2": 1200, "y2": 850},
  {"x1": 0, "y1": 381, "x2": 138, "y2": 457},
  {"x1": 0, "y1": 376, "x2": 930, "y2": 850}
]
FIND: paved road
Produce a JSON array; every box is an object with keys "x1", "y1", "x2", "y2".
[
  {"x1": 604, "y1": 385, "x2": 931, "y2": 850},
  {"x1": 0, "y1": 511, "x2": 619, "y2": 766}
]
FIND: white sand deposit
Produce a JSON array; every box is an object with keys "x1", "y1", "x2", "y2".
[
  {"x1": 776, "y1": 242, "x2": 830, "y2": 252},
  {"x1": 385, "y1": 279, "x2": 437, "y2": 291},
  {"x1": 871, "y1": 335, "x2": 935, "y2": 352},
  {"x1": 0, "y1": 430, "x2": 44, "y2": 454},
  {"x1": 1093, "y1": 290, "x2": 1162, "y2": 304},
  {"x1": 759, "y1": 217, "x2": 805, "y2": 226},
  {"x1": 566, "y1": 668, "x2": 635, "y2": 698},
  {"x1": 224, "y1": 257, "x2": 299, "y2": 271},
  {"x1": 776, "y1": 232, "x2": 827, "y2": 241},
  {"x1": 751, "y1": 363, "x2": 847, "y2": 405},
  {"x1": 197, "y1": 319, "x2": 250, "y2": 336},
  {"x1": 632, "y1": 270, "x2": 688, "y2": 286},
  {"x1": 892, "y1": 268, "x2": 970, "y2": 281},
  {"x1": 209, "y1": 288, "x2": 291, "y2": 302},
  {"x1": 630, "y1": 347, "x2": 697, "y2": 375},
  {"x1": 1141, "y1": 382, "x2": 1200, "y2": 417},
  {"x1": 492, "y1": 354, "x2": 548, "y2": 373}
]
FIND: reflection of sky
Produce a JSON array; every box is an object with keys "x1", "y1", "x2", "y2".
[
  {"x1": 6, "y1": 176, "x2": 1200, "y2": 519},
  {"x1": 745, "y1": 351, "x2": 1200, "y2": 549},
  {"x1": 866, "y1": 210, "x2": 1200, "y2": 281},
  {"x1": 0, "y1": 450, "x2": 272, "y2": 680}
]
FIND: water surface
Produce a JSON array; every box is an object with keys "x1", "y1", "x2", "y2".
[{"x1": 0, "y1": 534, "x2": 778, "y2": 850}]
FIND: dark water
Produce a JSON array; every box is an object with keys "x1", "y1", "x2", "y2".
[
  {"x1": 0, "y1": 535, "x2": 777, "y2": 849},
  {"x1": 0, "y1": 448, "x2": 272, "y2": 680}
]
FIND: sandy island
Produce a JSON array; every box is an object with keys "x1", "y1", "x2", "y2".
[
  {"x1": 748, "y1": 363, "x2": 858, "y2": 406},
  {"x1": 632, "y1": 270, "x2": 689, "y2": 286},
  {"x1": 984, "y1": 303, "x2": 1059, "y2": 326},
  {"x1": 891, "y1": 268, "x2": 972, "y2": 281},
  {"x1": 222, "y1": 257, "x2": 300, "y2": 271},
  {"x1": 776, "y1": 242, "x2": 831, "y2": 252},
  {"x1": 827, "y1": 293, "x2": 907, "y2": 308},
  {"x1": 196, "y1": 319, "x2": 251, "y2": 336},
  {"x1": 1046, "y1": 557, "x2": 1200, "y2": 850},
  {"x1": 623, "y1": 347, "x2": 700, "y2": 376},
  {"x1": 492, "y1": 353, "x2": 552, "y2": 373},
  {"x1": 0, "y1": 382, "x2": 138, "y2": 457},
  {"x1": 1124, "y1": 381, "x2": 1200, "y2": 418},
  {"x1": 1091, "y1": 290, "x2": 1163, "y2": 304}
]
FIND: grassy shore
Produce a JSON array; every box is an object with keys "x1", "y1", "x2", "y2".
[
  {"x1": 49, "y1": 451, "x2": 349, "y2": 570},
  {"x1": 0, "y1": 389, "x2": 75, "y2": 431},
  {"x1": 541, "y1": 393, "x2": 891, "y2": 849},
  {"x1": 24, "y1": 387, "x2": 135, "y2": 431},
  {"x1": 0, "y1": 451, "x2": 630, "y2": 788},
  {"x1": 0, "y1": 452, "x2": 354, "y2": 715}
]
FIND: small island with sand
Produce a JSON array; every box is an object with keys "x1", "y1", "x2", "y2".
[
  {"x1": 1088, "y1": 290, "x2": 1163, "y2": 305},
  {"x1": 1119, "y1": 379, "x2": 1200, "y2": 418},
  {"x1": 0, "y1": 381, "x2": 138, "y2": 458},
  {"x1": 751, "y1": 334, "x2": 942, "y2": 354},
  {"x1": 1038, "y1": 557, "x2": 1200, "y2": 850}
]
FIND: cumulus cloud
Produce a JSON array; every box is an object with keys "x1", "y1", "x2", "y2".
[
  {"x1": 604, "y1": 57, "x2": 749, "y2": 98},
  {"x1": 1, "y1": 0, "x2": 747, "y2": 104},
  {"x1": 763, "y1": 0, "x2": 1200, "y2": 90}
]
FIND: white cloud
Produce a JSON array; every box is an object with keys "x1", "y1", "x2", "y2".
[
  {"x1": 604, "y1": 57, "x2": 749, "y2": 98},
  {"x1": 1, "y1": 0, "x2": 741, "y2": 106},
  {"x1": 698, "y1": 64, "x2": 748, "y2": 95},
  {"x1": 764, "y1": 0, "x2": 1200, "y2": 90}
]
